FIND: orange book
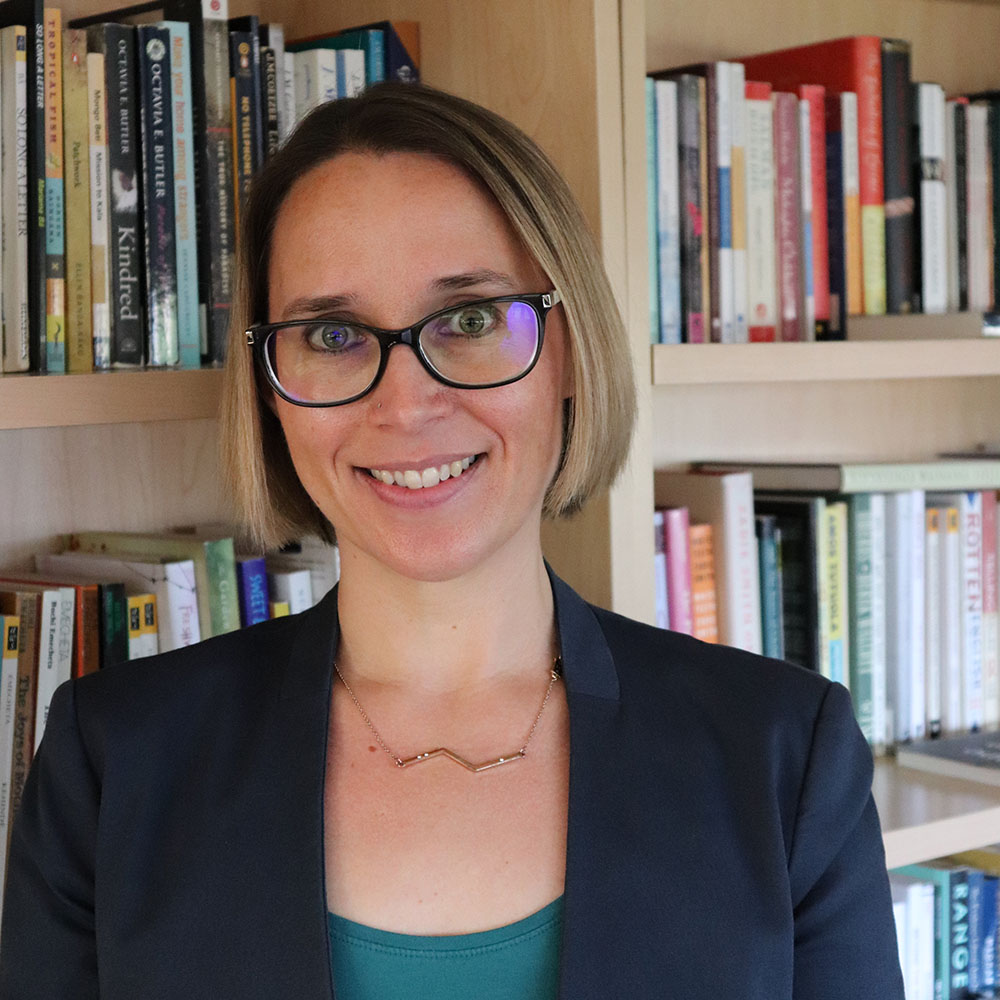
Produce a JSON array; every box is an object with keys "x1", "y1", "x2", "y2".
[{"x1": 688, "y1": 523, "x2": 719, "y2": 644}]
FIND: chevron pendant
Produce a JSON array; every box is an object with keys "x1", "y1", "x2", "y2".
[{"x1": 397, "y1": 747, "x2": 527, "y2": 772}]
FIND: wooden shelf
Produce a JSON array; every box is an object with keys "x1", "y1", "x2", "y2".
[
  {"x1": 0, "y1": 368, "x2": 224, "y2": 430},
  {"x1": 875, "y1": 759, "x2": 1000, "y2": 868},
  {"x1": 652, "y1": 338, "x2": 1000, "y2": 386}
]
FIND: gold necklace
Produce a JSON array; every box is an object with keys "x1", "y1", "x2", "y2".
[{"x1": 334, "y1": 657, "x2": 562, "y2": 772}]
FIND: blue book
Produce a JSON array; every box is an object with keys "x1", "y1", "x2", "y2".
[
  {"x1": 755, "y1": 515, "x2": 784, "y2": 660},
  {"x1": 979, "y1": 873, "x2": 998, "y2": 992},
  {"x1": 161, "y1": 21, "x2": 201, "y2": 369},
  {"x1": 645, "y1": 78, "x2": 659, "y2": 346},
  {"x1": 654, "y1": 78, "x2": 681, "y2": 344},
  {"x1": 334, "y1": 48, "x2": 365, "y2": 98},
  {"x1": 236, "y1": 556, "x2": 270, "y2": 627}
]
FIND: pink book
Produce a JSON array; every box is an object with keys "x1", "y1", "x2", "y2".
[
  {"x1": 772, "y1": 91, "x2": 804, "y2": 341},
  {"x1": 664, "y1": 507, "x2": 694, "y2": 634}
]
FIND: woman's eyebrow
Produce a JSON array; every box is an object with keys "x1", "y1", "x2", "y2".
[
  {"x1": 278, "y1": 294, "x2": 357, "y2": 320},
  {"x1": 431, "y1": 269, "x2": 517, "y2": 292}
]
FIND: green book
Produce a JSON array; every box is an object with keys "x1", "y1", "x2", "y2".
[{"x1": 65, "y1": 531, "x2": 239, "y2": 639}]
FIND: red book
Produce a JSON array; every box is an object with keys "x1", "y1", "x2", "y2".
[
  {"x1": 772, "y1": 91, "x2": 803, "y2": 341},
  {"x1": 664, "y1": 507, "x2": 693, "y2": 635},
  {"x1": 740, "y1": 37, "x2": 886, "y2": 316}
]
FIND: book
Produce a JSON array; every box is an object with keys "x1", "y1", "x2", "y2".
[
  {"x1": 0, "y1": 24, "x2": 30, "y2": 372},
  {"x1": 945, "y1": 99, "x2": 968, "y2": 313},
  {"x1": 292, "y1": 46, "x2": 336, "y2": 122},
  {"x1": 664, "y1": 507, "x2": 692, "y2": 634},
  {"x1": 266, "y1": 566, "x2": 312, "y2": 614},
  {"x1": 645, "y1": 78, "x2": 659, "y2": 347},
  {"x1": 42, "y1": 7, "x2": 65, "y2": 372},
  {"x1": 0, "y1": 0, "x2": 47, "y2": 372},
  {"x1": 161, "y1": 21, "x2": 199, "y2": 368},
  {"x1": 261, "y1": 44, "x2": 278, "y2": 157},
  {"x1": 982, "y1": 492, "x2": 999, "y2": 730},
  {"x1": 697, "y1": 458, "x2": 1000, "y2": 494},
  {"x1": 729, "y1": 60, "x2": 748, "y2": 343},
  {"x1": 38, "y1": 550, "x2": 201, "y2": 652},
  {"x1": 137, "y1": 23, "x2": 179, "y2": 366},
  {"x1": 824, "y1": 500, "x2": 850, "y2": 688},
  {"x1": 265, "y1": 535, "x2": 339, "y2": 604},
  {"x1": 741, "y1": 36, "x2": 887, "y2": 316},
  {"x1": 966, "y1": 103, "x2": 991, "y2": 312},
  {"x1": 61, "y1": 26, "x2": 92, "y2": 372},
  {"x1": 235, "y1": 554, "x2": 269, "y2": 627},
  {"x1": 654, "y1": 78, "x2": 681, "y2": 344},
  {"x1": 888, "y1": 873, "x2": 936, "y2": 1000},
  {"x1": 287, "y1": 25, "x2": 384, "y2": 87},
  {"x1": 967, "y1": 91, "x2": 1000, "y2": 310},
  {"x1": 772, "y1": 90, "x2": 803, "y2": 341},
  {"x1": 898, "y1": 730, "x2": 1000, "y2": 787},
  {"x1": 913, "y1": 82, "x2": 947, "y2": 315},
  {"x1": 676, "y1": 74, "x2": 706, "y2": 342},
  {"x1": 258, "y1": 22, "x2": 285, "y2": 141},
  {"x1": 330, "y1": 20, "x2": 418, "y2": 84},
  {"x1": 755, "y1": 514, "x2": 784, "y2": 660},
  {"x1": 96, "y1": 580, "x2": 128, "y2": 669},
  {"x1": 838, "y1": 91, "x2": 863, "y2": 317},
  {"x1": 228, "y1": 27, "x2": 256, "y2": 228},
  {"x1": 87, "y1": 22, "x2": 144, "y2": 366},
  {"x1": 655, "y1": 470, "x2": 761, "y2": 653},
  {"x1": 687, "y1": 522, "x2": 718, "y2": 642},
  {"x1": 126, "y1": 592, "x2": 158, "y2": 658},
  {"x1": 652, "y1": 509, "x2": 668, "y2": 629},
  {"x1": 823, "y1": 94, "x2": 848, "y2": 339},
  {"x1": 744, "y1": 80, "x2": 776, "y2": 342},
  {"x1": 0, "y1": 616, "x2": 20, "y2": 871},
  {"x1": 797, "y1": 95, "x2": 815, "y2": 341},
  {"x1": 925, "y1": 507, "x2": 943, "y2": 738},
  {"x1": 798, "y1": 83, "x2": 830, "y2": 339},
  {"x1": 939, "y1": 505, "x2": 963, "y2": 735},
  {"x1": 66, "y1": 530, "x2": 238, "y2": 638},
  {"x1": 227, "y1": 15, "x2": 263, "y2": 170},
  {"x1": 86, "y1": 47, "x2": 110, "y2": 368}
]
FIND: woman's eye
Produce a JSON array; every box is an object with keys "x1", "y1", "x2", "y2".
[
  {"x1": 446, "y1": 305, "x2": 500, "y2": 337},
  {"x1": 305, "y1": 323, "x2": 361, "y2": 352}
]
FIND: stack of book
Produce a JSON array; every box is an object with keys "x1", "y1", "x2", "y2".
[
  {"x1": 654, "y1": 458, "x2": 1000, "y2": 752},
  {"x1": 645, "y1": 35, "x2": 999, "y2": 345},
  {"x1": 0, "y1": 523, "x2": 339, "y2": 919},
  {"x1": 0, "y1": 0, "x2": 419, "y2": 375}
]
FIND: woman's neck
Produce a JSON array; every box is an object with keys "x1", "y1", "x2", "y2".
[{"x1": 333, "y1": 544, "x2": 557, "y2": 695}]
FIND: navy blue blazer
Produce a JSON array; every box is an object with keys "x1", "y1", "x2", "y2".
[{"x1": 0, "y1": 571, "x2": 904, "y2": 998}]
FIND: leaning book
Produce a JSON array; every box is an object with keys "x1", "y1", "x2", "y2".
[{"x1": 897, "y1": 731, "x2": 1000, "y2": 787}]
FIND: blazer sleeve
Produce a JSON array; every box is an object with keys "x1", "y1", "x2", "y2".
[
  {"x1": 789, "y1": 681, "x2": 905, "y2": 1000},
  {"x1": 0, "y1": 679, "x2": 100, "y2": 999}
]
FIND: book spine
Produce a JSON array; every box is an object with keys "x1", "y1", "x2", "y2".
[
  {"x1": 654, "y1": 78, "x2": 681, "y2": 344},
  {"x1": 4, "y1": 593, "x2": 38, "y2": 852},
  {"x1": 33, "y1": 588, "x2": 70, "y2": 752},
  {"x1": 745, "y1": 81, "x2": 776, "y2": 342},
  {"x1": 645, "y1": 79, "x2": 660, "y2": 346},
  {"x1": 772, "y1": 91, "x2": 802, "y2": 341},
  {"x1": 665, "y1": 506, "x2": 693, "y2": 634},
  {"x1": 909, "y1": 489, "x2": 926, "y2": 742},
  {"x1": 943, "y1": 101, "x2": 962, "y2": 313},
  {"x1": 797, "y1": 96, "x2": 815, "y2": 341},
  {"x1": 236, "y1": 556, "x2": 270, "y2": 627},
  {"x1": 97, "y1": 581, "x2": 128, "y2": 670},
  {"x1": 260, "y1": 22, "x2": 285, "y2": 140},
  {"x1": 158, "y1": 560, "x2": 201, "y2": 651},
  {"x1": 979, "y1": 874, "x2": 998, "y2": 992},
  {"x1": 337, "y1": 48, "x2": 365, "y2": 97},
  {"x1": 799, "y1": 84, "x2": 830, "y2": 338},
  {"x1": 848, "y1": 494, "x2": 875, "y2": 744},
  {"x1": 869, "y1": 494, "x2": 888, "y2": 750},
  {"x1": 229, "y1": 30, "x2": 253, "y2": 233},
  {"x1": 952, "y1": 102, "x2": 969, "y2": 312},
  {"x1": 164, "y1": 23, "x2": 200, "y2": 369},
  {"x1": 267, "y1": 568, "x2": 312, "y2": 614},
  {"x1": 653, "y1": 509, "x2": 669, "y2": 630},
  {"x1": 43, "y1": 7, "x2": 65, "y2": 372},
  {"x1": 203, "y1": 537, "x2": 240, "y2": 635},
  {"x1": 85, "y1": 50, "x2": 110, "y2": 368},
  {"x1": 697, "y1": 77, "x2": 711, "y2": 345},
  {"x1": 723, "y1": 473, "x2": 762, "y2": 654},
  {"x1": 941, "y1": 505, "x2": 964, "y2": 735},
  {"x1": 823, "y1": 94, "x2": 847, "y2": 337},
  {"x1": 61, "y1": 27, "x2": 91, "y2": 373},
  {"x1": 280, "y1": 34, "x2": 295, "y2": 139},
  {"x1": 825, "y1": 501, "x2": 849, "y2": 686},
  {"x1": 0, "y1": 617, "x2": 18, "y2": 911},
  {"x1": 963, "y1": 491, "x2": 985, "y2": 731},
  {"x1": 261, "y1": 45, "x2": 279, "y2": 158},
  {"x1": 840, "y1": 91, "x2": 863, "y2": 316},
  {"x1": 756, "y1": 514, "x2": 784, "y2": 659},
  {"x1": 882, "y1": 38, "x2": 916, "y2": 314},
  {"x1": 714, "y1": 62, "x2": 734, "y2": 343},
  {"x1": 987, "y1": 100, "x2": 1000, "y2": 309},
  {"x1": 729, "y1": 60, "x2": 748, "y2": 342},
  {"x1": 1, "y1": 26, "x2": 30, "y2": 373},
  {"x1": 925, "y1": 507, "x2": 942, "y2": 737},
  {"x1": 26, "y1": 8, "x2": 47, "y2": 372},
  {"x1": 137, "y1": 25, "x2": 178, "y2": 367},
  {"x1": 95, "y1": 24, "x2": 144, "y2": 366},
  {"x1": 969, "y1": 870, "x2": 984, "y2": 992},
  {"x1": 948, "y1": 869, "x2": 972, "y2": 999},
  {"x1": 915, "y1": 82, "x2": 948, "y2": 315},
  {"x1": 688, "y1": 523, "x2": 718, "y2": 642},
  {"x1": 886, "y1": 491, "x2": 914, "y2": 743},
  {"x1": 966, "y1": 104, "x2": 991, "y2": 312},
  {"x1": 981, "y1": 492, "x2": 999, "y2": 729},
  {"x1": 677, "y1": 75, "x2": 706, "y2": 343}
]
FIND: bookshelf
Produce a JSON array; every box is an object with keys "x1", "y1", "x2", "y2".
[{"x1": 3, "y1": 0, "x2": 1000, "y2": 867}]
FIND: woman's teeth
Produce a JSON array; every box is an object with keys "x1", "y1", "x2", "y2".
[{"x1": 369, "y1": 455, "x2": 477, "y2": 490}]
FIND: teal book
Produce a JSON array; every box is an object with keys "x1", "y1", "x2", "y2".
[
  {"x1": 288, "y1": 29, "x2": 382, "y2": 86},
  {"x1": 645, "y1": 78, "x2": 659, "y2": 345},
  {"x1": 755, "y1": 514, "x2": 784, "y2": 660},
  {"x1": 161, "y1": 21, "x2": 201, "y2": 368}
]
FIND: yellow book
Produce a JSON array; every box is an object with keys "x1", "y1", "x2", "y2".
[
  {"x1": 269, "y1": 601, "x2": 290, "y2": 619},
  {"x1": 86, "y1": 50, "x2": 111, "y2": 368},
  {"x1": 861, "y1": 204, "x2": 886, "y2": 316},
  {"x1": 43, "y1": 8, "x2": 66, "y2": 371},
  {"x1": 127, "y1": 593, "x2": 158, "y2": 659},
  {"x1": 62, "y1": 27, "x2": 92, "y2": 372}
]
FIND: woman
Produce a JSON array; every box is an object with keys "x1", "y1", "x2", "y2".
[{"x1": 1, "y1": 84, "x2": 904, "y2": 998}]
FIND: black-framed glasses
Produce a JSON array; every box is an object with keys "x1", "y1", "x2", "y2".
[{"x1": 245, "y1": 291, "x2": 562, "y2": 407}]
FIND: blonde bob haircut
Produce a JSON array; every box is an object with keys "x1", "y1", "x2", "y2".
[{"x1": 221, "y1": 82, "x2": 636, "y2": 550}]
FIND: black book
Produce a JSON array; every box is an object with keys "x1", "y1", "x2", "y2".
[
  {"x1": 676, "y1": 74, "x2": 705, "y2": 344},
  {"x1": 87, "y1": 23, "x2": 145, "y2": 366},
  {"x1": 0, "y1": 0, "x2": 46, "y2": 371},
  {"x1": 228, "y1": 28, "x2": 256, "y2": 230},
  {"x1": 97, "y1": 582, "x2": 129, "y2": 669},
  {"x1": 137, "y1": 24, "x2": 178, "y2": 366},
  {"x1": 72, "y1": 0, "x2": 235, "y2": 365},
  {"x1": 953, "y1": 101, "x2": 969, "y2": 312},
  {"x1": 261, "y1": 45, "x2": 279, "y2": 159},
  {"x1": 824, "y1": 94, "x2": 848, "y2": 338},
  {"x1": 228, "y1": 14, "x2": 263, "y2": 169},
  {"x1": 881, "y1": 38, "x2": 916, "y2": 314}
]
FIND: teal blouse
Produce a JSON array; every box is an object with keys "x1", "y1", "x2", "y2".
[{"x1": 327, "y1": 896, "x2": 564, "y2": 1000}]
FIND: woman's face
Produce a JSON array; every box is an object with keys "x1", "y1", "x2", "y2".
[{"x1": 267, "y1": 151, "x2": 573, "y2": 583}]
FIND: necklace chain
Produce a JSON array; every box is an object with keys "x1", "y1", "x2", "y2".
[{"x1": 334, "y1": 657, "x2": 562, "y2": 771}]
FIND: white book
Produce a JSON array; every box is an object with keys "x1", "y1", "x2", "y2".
[
  {"x1": 34, "y1": 587, "x2": 75, "y2": 752},
  {"x1": 916, "y1": 82, "x2": 948, "y2": 314},
  {"x1": 944, "y1": 100, "x2": 961, "y2": 312},
  {"x1": 653, "y1": 510, "x2": 669, "y2": 629},
  {"x1": 798, "y1": 97, "x2": 815, "y2": 341},
  {"x1": 654, "y1": 79, "x2": 681, "y2": 344},
  {"x1": 1, "y1": 26, "x2": 29, "y2": 372},
  {"x1": 869, "y1": 494, "x2": 889, "y2": 750},
  {"x1": 929, "y1": 491, "x2": 984, "y2": 731},
  {"x1": 967, "y1": 104, "x2": 991, "y2": 312},
  {"x1": 909, "y1": 490, "x2": 926, "y2": 742},
  {"x1": 336, "y1": 48, "x2": 365, "y2": 98},
  {"x1": 939, "y1": 505, "x2": 963, "y2": 734},
  {"x1": 293, "y1": 49, "x2": 337, "y2": 124},
  {"x1": 87, "y1": 50, "x2": 111, "y2": 369},
  {"x1": 281, "y1": 40, "x2": 296, "y2": 141},
  {"x1": 924, "y1": 508, "x2": 942, "y2": 737},
  {"x1": 36, "y1": 551, "x2": 201, "y2": 653},
  {"x1": 267, "y1": 535, "x2": 340, "y2": 604},
  {"x1": 0, "y1": 616, "x2": 20, "y2": 909},
  {"x1": 267, "y1": 567, "x2": 313, "y2": 614},
  {"x1": 262, "y1": 23, "x2": 286, "y2": 140},
  {"x1": 714, "y1": 61, "x2": 734, "y2": 343},
  {"x1": 654, "y1": 470, "x2": 761, "y2": 653},
  {"x1": 728, "y1": 59, "x2": 748, "y2": 343},
  {"x1": 744, "y1": 82, "x2": 776, "y2": 342},
  {"x1": 906, "y1": 880, "x2": 936, "y2": 1000}
]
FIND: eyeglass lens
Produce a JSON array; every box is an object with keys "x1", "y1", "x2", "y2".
[{"x1": 265, "y1": 299, "x2": 541, "y2": 404}]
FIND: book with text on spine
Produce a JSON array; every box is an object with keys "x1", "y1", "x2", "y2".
[
  {"x1": 86, "y1": 48, "x2": 110, "y2": 368},
  {"x1": 898, "y1": 730, "x2": 1000, "y2": 787},
  {"x1": 43, "y1": 7, "x2": 65, "y2": 371}
]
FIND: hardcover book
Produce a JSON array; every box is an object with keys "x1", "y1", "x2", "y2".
[
  {"x1": 42, "y1": 6, "x2": 65, "y2": 371},
  {"x1": 772, "y1": 90, "x2": 803, "y2": 341},
  {"x1": 86, "y1": 48, "x2": 111, "y2": 368},
  {"x1": 898, "y1": 730, "x2": 1000, "y2": 787},
  {"x1": 676, "y1": 74, "x2": 706, "y2": 342},
  {"x1": 653, "y1": 78, "x2": 681, "y2": 344},
  {"x1": 744, "y1": 80, "x2": 776, "y2": 342},
  {"x1": 913, "y1": 81, "x2": 948, "y2": 315}
]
